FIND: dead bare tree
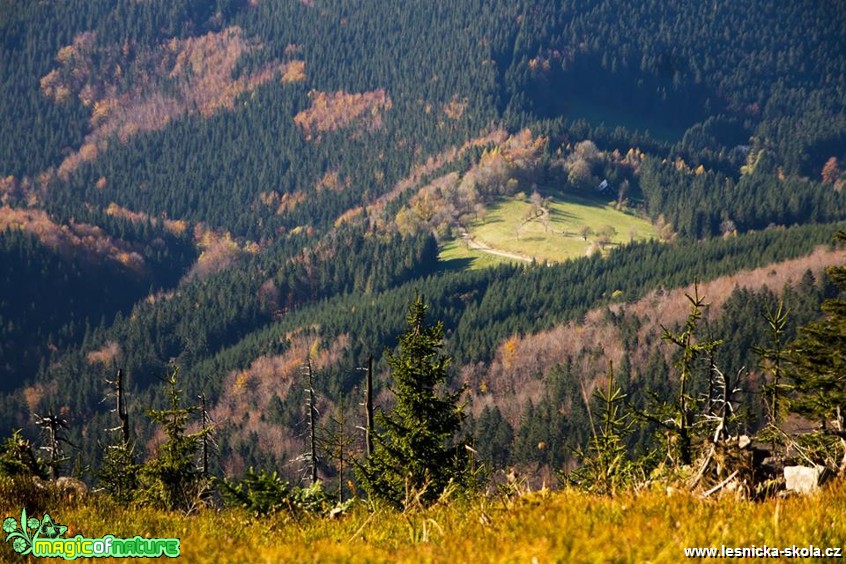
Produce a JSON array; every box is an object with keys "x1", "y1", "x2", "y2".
[
  {"x1": 33, "y1": 410, "x2": 70, "y2": 480},
  {"x1": 304, "y1": 357, "x2": 319, "y2": 485},
  {"x1": 98, "y1": 368, "x2": 138, "y2": 503}
]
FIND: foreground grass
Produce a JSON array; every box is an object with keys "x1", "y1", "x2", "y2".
[
  {"x1": 2, "y1": 479, "x2": 844, "y2": 563},
  {"x1": 438, "y1": 194, "x2": 659, "y2": 270}
]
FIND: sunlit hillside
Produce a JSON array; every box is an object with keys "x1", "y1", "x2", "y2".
[{"x1": 440, "y1": 193, "x2": 659, "y2": 269}]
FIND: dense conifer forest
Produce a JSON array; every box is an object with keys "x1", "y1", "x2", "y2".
[{"x1": 2, "y1": 0, "x2": 846, "y2": 498}]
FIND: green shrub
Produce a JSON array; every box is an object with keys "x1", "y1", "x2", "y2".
[{"x1": 218, "y1": 468, "x2": 352, "y2": 517}]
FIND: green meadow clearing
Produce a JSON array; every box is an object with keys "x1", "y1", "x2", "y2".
[{"x1": 439, "y1": 194, "x2": 659, "y2": 270}]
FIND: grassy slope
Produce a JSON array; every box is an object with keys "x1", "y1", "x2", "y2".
[
  {"x1": 439, "y1": 238, "x2": 512, "y2": 270},
  {"x1": 3, "y1": 479, "x2": 844, "y2": 563},
  {"x1": 439, "y1": 194, "x2": 658, "y2": 269}
]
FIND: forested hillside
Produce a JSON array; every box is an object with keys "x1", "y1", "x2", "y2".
[{"x1": 2, "y1": 0, "x2": 846, "y2": 486}]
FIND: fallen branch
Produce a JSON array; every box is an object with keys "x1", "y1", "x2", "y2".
[
  {"x1": 703, "y1": 470, "x2": 739, "y2": 498},
  {"x1": 348, "y1": 510, "x2": 379, "y2": 543},
  {"x1": 689, "y1": 445, "x2": 715, "y2": 490}
]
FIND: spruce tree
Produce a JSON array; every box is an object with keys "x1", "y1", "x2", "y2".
[
  {"x1": 788, "y1": 237, "x2": 846, "y2": 471},
  {"x1": 754, "y1": 301, "x2": 791, "y2": 428},
  {"x1": 136, "y1": 367, "x2": 211, "y2": 511},
  {"x1": 569, "y1": 363, "x2": 635, "y2": 495},
  {"x1": 356, "y1": 295, "x2": 466, "y2": 508},
  {"x1": 637, "y1": 286, "x2": 722, "y2": 466},
  {"x1": 0, "y1": 429, "x2": 45, "y2": 479},
  {"x1": 789, "y1": 272, "x2": 846, "y2": 429}
]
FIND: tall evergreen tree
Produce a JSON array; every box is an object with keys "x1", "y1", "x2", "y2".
[
  {"x1": 568, "y1": 363, "x2": 636, "y2": 495},
  {"x1": 788, "y1": 234, "x2": 846, "y2": 472},
  {"x1": 136, "y1": 367, "x2": 211, "y2": 511},
  {"x1": 356, "y1": 294, "x2": 466, "y2": 508}
]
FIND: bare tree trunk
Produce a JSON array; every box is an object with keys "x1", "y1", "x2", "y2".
[
  {"x1": 35, "y1": 411, "x2": 67, "y2": 480},
  {"x1": 200, "y1": 392, "x2": 209, "y2": 476},
  {"x1": 116, "y1": 369, "x2": 129, "y2": 445},
  {"x1": 365, "y1": 354, "x2": 374, "y2": 458},
  {"x1": 307, "y1": 358, "x2": 318, "y2": 485},
  {"x1": 337, "y1": 397, "x2": 345, "y2": 502}
]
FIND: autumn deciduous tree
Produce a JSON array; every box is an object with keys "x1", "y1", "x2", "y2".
[
  {"x1": 821, "y1": 157, "x2": 840, "y2": 185},
  {"x1": 656, "y1": 214, "x2": 677, "y2": 243},
  {"x1": 567, "y1": 158, "x2": 594, "y2": 190},
  {"x1": 565, "y1": 140, "x2": 602, "y2": 190},
  {"x1": 596, "y1": 225, "x2": 618, "y2": 248},
  {"x1": 356, "y1": 295, "x2": 467, "y2": 508}
]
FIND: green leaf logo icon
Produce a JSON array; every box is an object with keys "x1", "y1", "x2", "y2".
[{"x1": 38, "y1": 514, "x2": 68, "y2": 539}]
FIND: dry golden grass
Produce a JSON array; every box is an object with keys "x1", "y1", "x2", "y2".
[{"x1": 2, "y1": 478, "x2": 843, "y2": 563}]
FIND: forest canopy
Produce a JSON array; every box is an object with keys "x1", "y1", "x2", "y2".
[{"x1": 1, "y1": 0, "x2": 845, "y2": 485}]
